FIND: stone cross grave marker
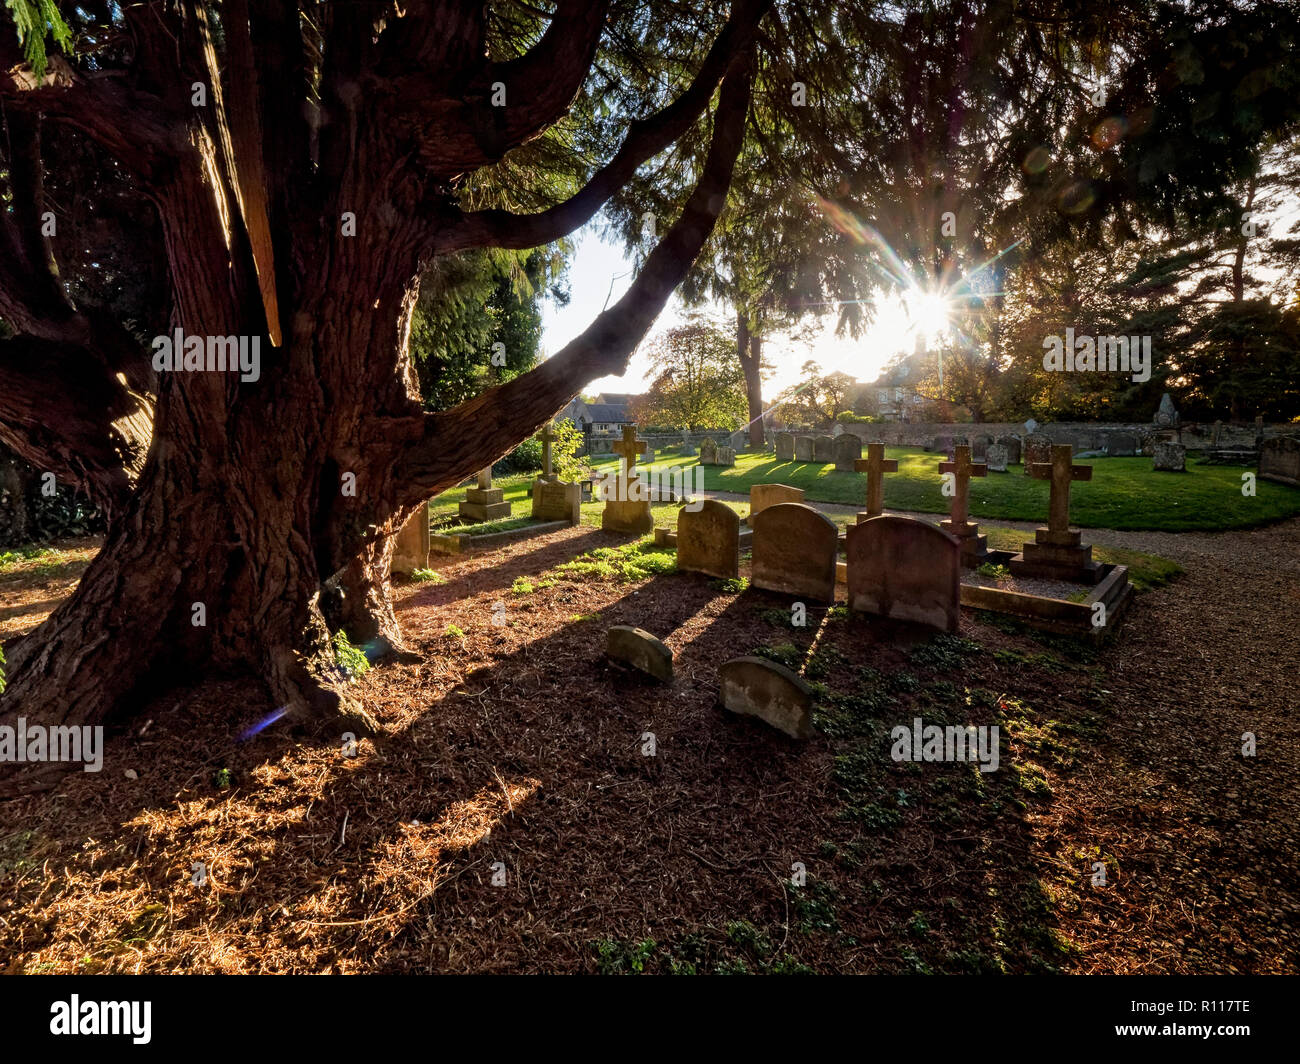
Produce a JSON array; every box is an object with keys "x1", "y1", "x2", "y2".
[
  {"x1": 854, "y1": 442, "x2": 897, "y2": 523},
  {"x1": 601, "y1": 424, "x2": 653, "y2": 534},
  {"x1": 539, "y1": 423, "x2": 556, "y2": 481},
  {"x1": 1009, "y1": 444, "x2": 1099, "y2": 582},
  {"x1": 938, "y1": 444, "x2": 990, "y2": 567}
]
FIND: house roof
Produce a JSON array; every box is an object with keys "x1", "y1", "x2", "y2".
[
  {"x1": 596, "y1": 392, "x2": 636, "y2": 406},
  {"x1": 583, "y1": 403, "x2": 628, "y2": 422}
]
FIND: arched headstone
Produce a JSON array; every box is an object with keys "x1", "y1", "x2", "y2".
[
  {"x1": 846, "y1": 516, "x2": 961, "y2": 632},
  {"x1": 751, "y1": 502, "x2": 838, "y2": 602}
]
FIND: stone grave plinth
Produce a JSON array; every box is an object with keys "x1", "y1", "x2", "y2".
[
  {"x1": 1009, "y1": 445, "x2": 1101, "y2": 583},
  {"x1": 460, "y1": 468, "x2": 510, "y2": 522}
]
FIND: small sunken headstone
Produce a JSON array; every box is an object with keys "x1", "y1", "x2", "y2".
[
  {"x1": 985, "y1": 443, "x2": 1009, "y2": 472},
  {"x1": 1152, "y1": 441, "x2": 1186, "y2": 472},
  {"x1": 970, "y1": 435, "x2": 991, "y2": 461},
  {"x1": 751, "y1": 502, "x2": 838, "y2": 603},
  {"x1": 715, "y1": 446, "x2": 737, "y2": 467},
  {"x1": 814, "y1": 435, "x2": 835, "y2": 463},
  {"x1": 833, "y1": 433, "x2": 863, "y2": 471},
  {"x1": 718, "y1": 657, "x2": 815, "y2": 739},
  {"x1": 677, "y1": 499, "x2": 740, "y2": 580},
  {"x1": 775, "y1": 432, "x2": 795, "y2": 461},
  {"x1": 794, "y1": 436, "x2": 815, "y2": 462},
  {"x1": 750, "y1": 483, "x2": 804, "y2": 519},
  {"x1": 846, "y1": 516, "x2": 961, "y2": 632},
  {"x1": 699, "y1": 437, "x2": 719, "y2": 465},
  {"x1": 679, "y1": 430, "x2": 696, "y2": 456},
  {"x1": 1259, "y1": 435, "x2": 1300, "y2": 487},
  {"x1": 607, "y1": 626, "x2": 673, "y2": 682}
]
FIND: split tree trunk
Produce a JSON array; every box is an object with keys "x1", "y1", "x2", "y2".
[{"x1": 736, "y1": 311, "x2": 765, "y2": 448}]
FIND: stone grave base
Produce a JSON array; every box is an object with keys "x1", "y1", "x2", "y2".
[
  {"x1": 1008, "y1": 528, "x2": 1102, "y2": 584},
  {"x1": 459, "y1": 486, "x2": 511, "y2": 522},
  {"x1": 654, "y1": 525, "x2": 753, "y2": 551},
  {"x1": 939, "y1": 518, "x2": 991, "y2": 568},
  {"x1": 959, "y1": 563, "x2": 1133, "y2": 637}
]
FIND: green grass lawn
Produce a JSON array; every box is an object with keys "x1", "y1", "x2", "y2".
[{"x1": 581, "y1": 447, "x2": 1300, "y2": 533}]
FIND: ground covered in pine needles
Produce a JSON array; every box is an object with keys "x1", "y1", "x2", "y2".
[{"x1": 1, "y1": 515, "x2": 1296, "y2": 974}]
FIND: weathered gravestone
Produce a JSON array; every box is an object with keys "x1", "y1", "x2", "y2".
[
  {"x1": 699, "y1": 437, "x2": 718, "y2": 465},
  {"x1": 794, "y1": 436, "x2": 815, "y2": 462},
  {"x1": 750, "y1": 483, "x2": 804, "y2": 519},
  {"x1": 1022, "y1": 433, "x2": 1053, "y2": 477},
  {"x1": 751, "y1": 502, "x2": 838, "y2": 602},
  {"x1": 1259, "y1": 435, "x2": 1300, "y2": 487},
  {"x1": 814, "y1": 435, "x2": 835, "y2": 463},
  {"x1": 391, "y1": 501, "x2": 431, "y2": 574},
  {"x1": 607, "y1": 626, "x2": 673, "y2": 682},
  {"x1": 677, "y1": 499, "x2": 740, "y2": 580},
  {"x1": 985, "y1": 443, "x2": 1009, "y2": 472},
  {"x1": 970, "y1": 435, "x2": 991, "y2": 460},
  {"x1": 715, "y1": 446, "x2": 737, "y2": 467},
  {"x1": 641, "y1": 441, "x2": 655, "y2": 463},
  {"x1": 854, "y1": 442, "x2": 897, "y2": 522},
  {"x1": 460, "y1": 467, "x2": 511, "y2": 521},
  {"x1": 1152, "y1": 441, "x2": 1186, "y2": 472},
  {"x1": 718, "y1": 657, "x2": 816, "y2": 739},
  {"x1": 846, "y1": 516, "x2": 961, "y2": 632},
  {"x1": 1105, "y1": 432, "x2": 1139, "y2": 457},
  {"x1": 833, "y1": 433, "x2": 863, "y2": 471},
  {"x1": 775, "y1": 432, "x2": 795, "y2": 461},
  {"x1": 601, "y1": 425, "x2": 653, "y2": 534},
  {"x1": 531, "y1": 478, "x2": 581, "y2": 524},
  {"x1": 679, "y1": 430, "x2": 695, "y2": 456},
  {"x1": 995, "y1": 435, "x2": 1021, "y2": 465}
]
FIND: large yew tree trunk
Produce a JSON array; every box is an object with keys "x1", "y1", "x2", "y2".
[{"x1": 0, "y1": 0, "x2": 769, "y2": 795}]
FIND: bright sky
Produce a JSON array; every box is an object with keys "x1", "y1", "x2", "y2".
[{"x1": 539, "y1": 226, "x2": 923, "y2": 403}]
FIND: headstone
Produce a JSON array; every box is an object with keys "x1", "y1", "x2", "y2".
[
  {"x1": 1024, "y1": 418, "x2": 1039, "y2": 434},
  {"x1": 1151, "y1": 441, "x2": 1186, "y2": 472},
  {"x1": 460, "y1": 467, "x2": 511, "y2": 521},
  {"x1": 641, "y1": 441, "x2": 655, "y2": 463},
  {"x1": 985, "y1": 443, "x2": 1009, "y2": 472},
  {"x1": 531, "y1": 478, "x2": 581, "y2": 524},
  {"x1": 846, "y1": 516, "x2": 961, "y2": 633},
  {"x1": 602, "y1": 425, "x2": 653, "y2": 534},
  {"x1": 699, "y1": 437, "x2": 719, "y2": 465},
  {"x1": 607, "y1": 626, "x2": 673, "y2": 682},
  {"x1": 715, "y1": 446, "x2": 737, "y2": 467},
  {"x1": 1009, "y1": 444, "x2": 1099, "y2": 583},
  {"x1": 814, "y1": 435, "x2": 835, "y2": 462},
  {"x1": 1254, "y1": 414, "x2": 1265, "y2": 446},
  {"x1": 718, "y1": 657, "x2": 815, "y2": 739},
  {"x1": 832, "y1": 423, "x2": 845, "y2": 437},
  {"x1": 833, "y1": 432, "x2": 862, "y2": 471},
  {"x1": 775, "y1": 432, "x2": 795, "y2": 461},
  {"x1": 1022, "y1": 432, "x2": 1053, "y2": 477},
  {"x1": 679, "y1": 430, "x2": 695, "y2": 456},
  {"x1": 794, "y1": 436, "x2": 815, "y2": 462},
  {"x1": 676, "y1": 499, "x2": 740, "y2": 579},
  {"x1": 929, "y1": 435, "x2": 952, "y2": 455},
  {"x1": 1259, "y1": 435, "x2": 1300, "y2": 487},
  {"x1": 995, "y1": 435, "x2": 1021, "y2": 465},
  {"x1": 970, "y1": 435, "x2": 991, "y2": 460},
  {"x1": 750, "y1": 502, "x2": 838, "y2": 603},
  {"x1": 853, "y1": 443, "x2": 897, "y2": 522},
  {"x1": 938, "y1": 444, "x2": 990, "y2": 567},
  {"x1": 1154, "y1": 393, "x2": 1179, "y2": 428},
  {"x1": 391, "y1": 501, "x2": 431, "y2": 574},
  {"x1": 750, "y1": 483, "x2": 804, "y2": 519},
  {"x1": 1105, "y1": 432, "x2": 1138, "y2": 457},
  {"x1": 1212, "y1": 420, "x2": 1223, "y2": 447}
]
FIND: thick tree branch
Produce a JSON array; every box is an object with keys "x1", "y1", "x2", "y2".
[
  {"x1": 432, "y1": 0, "x2": 772, "y2": 255},
  {"x1": 395, "y1": 49, "x2": 758, "y2": 505}
]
